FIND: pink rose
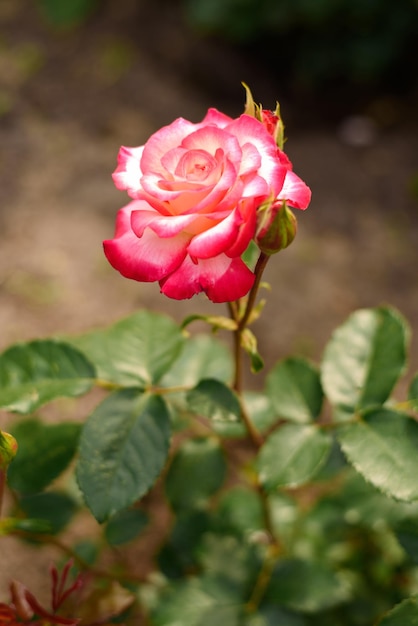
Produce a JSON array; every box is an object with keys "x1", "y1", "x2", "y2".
[{"x1": 104, "y1": 108, "x2": 288, "y2": 302}]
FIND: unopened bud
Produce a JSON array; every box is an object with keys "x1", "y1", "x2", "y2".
[
  {"x1": 0, "y1": 432, "x2": 18, "y2": 470},
  {"x1": 256, "y1": 201, "x2": 298, "y2": 255}
]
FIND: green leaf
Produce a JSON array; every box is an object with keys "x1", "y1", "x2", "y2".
[
  {"x1": 264, "y1": 559, "x2": 351, "y2": 613},
  {"x1": 337, "y1": 408, "x2": 418, "y2": 502},
  {"x1": 181, "y1": 314, "x2": 237, "y2": 331},
  {"x1": 0, "y1": 339, "x2": 95, "y2": 414},
  {"x1": 408, "y1": 373, "x2": 418, "y2": 410},
  {"x1": 266, "y1": 357, "x2": 323, "y2": 423},
  {"x1": 8, "y1": 419, "x2": 81, "y2": 493},
  {"x1": 212, "y1": 391, "x2": 276, "y2": 438},
  {"x1": 72, "y1": 311, "x2": 184, "y2": 387},
  {"x1": 152, "y1": 578, "x2": 243, "y2": 626},
  {"x1": 165, "y1": 438, "x2": 226, "y2": 512},
  {"x1": 258, "y1": 424, "x2": 332, "y2": 490},
  {"x1": 186, "y1": 379, "x2": 241, "y2": 422},
  {"x1": 242, "y1": 239, "x2": 260, "y2": 271},
  {"x1": 105, "y1": 508, "x2": 149, "y2": 546},
  {"x1": 216, "y1": 487, "x2": 264, "y2": 536},
  {"x1": 76, "y1": 390, "x2": 171, "y2": 522},
  {"x1": 378, "y1": 596, "x2": 418, "y2": 624},
  {"x1": 18, "y1": 491, "x2": 78, "y2": 534},
  {"x1": 244, "y1": 606, "x2": 307, "y2": 626},
  {"x1": 321, "y1": 307, "x2": 409, "y2": 416},
  {"x1": 160, "y1": 334, "x2": 233, "y2": 388},
  {"x1": 158, "y1": 510, "x2": 211, "y2": 578},
  {"x1": 241, "y1": 328, "x2": 264, "y2": 373}
]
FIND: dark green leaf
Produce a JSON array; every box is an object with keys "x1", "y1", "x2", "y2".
[
  {"x1": 186, "y1": 379, "x2": 241, "y2": 422},
  {"x1": 161, "y1": 334, "x2": 233, "y2": 388},
  {"x1": 76, "y1": 390, "x2": 171, "y2": 522},
  {"x1": 378, "y1": 596, "x2": 418, "y2": 624},
  {"x1": 258, "y1": 424, "x2": 332, "y2": 490},
  {"x1": 8, "y1": 419, "x2": 81, "y2": 493},
  {"x1": 321, "y1": 307, "x2": 408, "y2": 416},
  {"x1": 105, "y1": 508, "x2": 149, "y2": 545},
  {"x1": 158, "y1": 510, "x2": 211, "y2": 578},
  {"x1": 72, "y1": 311, "x2": 184, "y2": 387},
  {"x1": 267, "y1": 357, "x2": 323, "y2": 423},
  {"x1": 165, "y1": 438, "x2": 226, "y2": 512},
  {"x1": 337, "y1": 408, "x2": 418, "y2": 501},
  {"x1": 265, "y1": 559, "x2": 351, "y2": 613},
  {"x1": 0, "y1": 339, "x2": 95, "y2": 414},
  {"x1": 244, "y1": 606, "x2": 307, "y2": 626},
  {"x1": 18, "y1": 491, "x2": 78, "y2": 534}
]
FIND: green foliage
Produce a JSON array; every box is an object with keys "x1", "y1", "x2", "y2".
[
  {"x1": 37, "y1": 0, "x2": 99, "y2": 28},
  {"x1": 0, "y1": 339, "x2": 95, "y2": 413},
  {"x1": 8, "y1": 418, "x2": 81, "y2": 493},
  {"x1": 76, "y1": 390, "x2": 171, "y2": 522},
  {"x1": 2, "y1": 304, "x2": 418, "y2": 625}
]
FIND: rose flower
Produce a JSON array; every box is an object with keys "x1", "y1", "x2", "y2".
[{"x1": 104, "y1": 107, "x2": 310, "y2": 302}]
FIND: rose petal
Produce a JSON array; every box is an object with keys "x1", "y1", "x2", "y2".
[
  {"x1": 112, "y1": 146, "x2": 144, "y2": 196},
  {"x1": 201, "y1": 108, "x2": 233, "y2": 128},
  {"x1": 141, "y1": 118, "x2": 201, "y2": 175},
  {"x1": 160, "y1": 254, "x2": 255, "y2": 302},
  {"x1": 103, "y1": 204, "x2": 189, "y2": 282},
  {"x1": 278, "y1": 170, "x2": 312, "y2": 210},
  {"x1": 187, "y1": 207, "x2": 244, "y2": 259},
  {"x1": 131, "y1": 207, "x2": 200, "y2": 238}
]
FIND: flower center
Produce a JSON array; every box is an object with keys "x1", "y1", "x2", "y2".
[{"x1": 176, "y1": 150, "x2": 216, "y2": 182}]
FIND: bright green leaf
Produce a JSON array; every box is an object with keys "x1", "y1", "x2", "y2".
[
  {"x1": 165, "y1": 438, "x2": 226, "y2": 512},
  {"x1": 258, "y1": 424, "x2": 332, "y2": 490},
  {"x1": 72, "y1": 311, "x2": 184, "y2": 387},
  {"x1": 378, "y1": 596, "x2": 418, "y2": 624},
  {"x1": 160, "y1": 334, "x2": 233, "y2": 388},
  {"x1": 408, "y1": 374, "x2": 418, "y2": 410},
  {"x1": 76, "y1": 390, "x2": 171, "y2": 522},
  {"x1": 267, "y1": 357, "x2": 323, "y2": 423},
  {"x1": 105, "y1": 508, "x2": 149, "y2": 546},
  {"x1": 321, "y1": 307, "x2": 408, "y2": 416},
  {"x1": 181, "y1": 314, "x2": 237, "y2": 331},
  {"x1": 18, "y1": 491, "x2": 78, "y2": 535},
  {"x1": 337, "y1": 408, "x2": 418, "y2": 502},
  {"x1": 8, "y1": 419, "x2": 81, "y2": 493},
  {"x1": 0, "y1": 339, "x2": 95, "y2": 414},
  {"x1": 264, "y1": 559, "x2": 351, "y2": 613},
  {"x1": 186, "y1": 379, "x2": 241, "y2": 422}
]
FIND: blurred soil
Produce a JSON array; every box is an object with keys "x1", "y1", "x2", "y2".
[{"x1": 0, "y1": 0, "x2": 417, "y2": 605}]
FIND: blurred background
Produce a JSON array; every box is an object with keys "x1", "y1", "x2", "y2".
[
  {"x1": 0, "y1": 0, "x2": 417, "y2": 595},
  {"x1": 0, "y1": 0, "x2": 417, "y2": 373}
]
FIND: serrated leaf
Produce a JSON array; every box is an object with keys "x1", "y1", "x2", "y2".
[
  {"x1": 337, "y1": 408, "x2": 418, "y2": 502},
  {"x1": 165, "y1": 438, "x2": 226, "y2": 512},
  {"x1": 267, "y1": 357, "x2": 323, "y2": 423},
  {"x1": 105, "y1": 508, "x2": 148, "y2": 546},
  {"x1": 258, "y1": 424, "x2": 332, "y2": 490},
  {"x1": 0, "y1": 339, "x2": 95, "y2": 414},
  {"x1": 160, "y1": 334, "x2": 233, "y2": 389},
  {"x1": 265, "y1": 559, "x2": 351, "y2": 613},
  {"x1": 8, "y1": 419, "x2": 81, "y2": 493},
  {"x1": 76, "y1": 390, "x2": 171, "y2": 522},
  {"x1": 321, "y1": 307, "x2": 408, "y2": 416},
  {"x1": 186, "y1": 379, "x2": 241, "y2": 422},
  {"x1": 72, "y1": 310, "x2": 184, "y2": 387},
  {"x1": 378, "y1": 596, "x2": 418, "y2": 624}
]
